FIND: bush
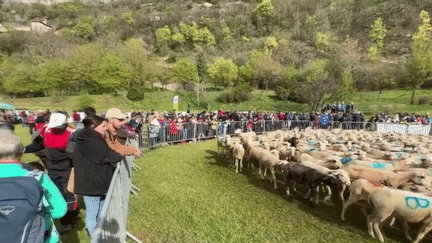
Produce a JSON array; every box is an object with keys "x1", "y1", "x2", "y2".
[
  {"x1": 77, "y1": 94, "x2": 95, "y2": 110},
  {"x1": 417, "y1": 97, "x2": 430, "y2": 105},
  {"x1": 127, "y1": 87, "x2": 144, "y2": 101},
  {"x1": 218, "y1": 85, "x2": 253, "y2": 103},
  {"x1": 275, "y1": 86, "x2": 290, "y2": 100}
]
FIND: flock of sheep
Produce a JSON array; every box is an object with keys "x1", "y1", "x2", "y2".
[{"x1": 216, "y1": 128, "x2": 432, "y2": 243}]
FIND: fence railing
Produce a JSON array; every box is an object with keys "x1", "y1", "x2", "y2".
[
  {"x1": 91, "y1": 139, "x2": 141, "y2": 243},
  {"x1": 139, "y1": 121, "x2": 432, "y2": 149}
]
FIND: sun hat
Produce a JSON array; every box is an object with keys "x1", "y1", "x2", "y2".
[
  {"x1": 106, "y1": 108, "x2": 127, "y2": 120},
  {"x1": 47, "y1": 113, "x2": 67, "y2": 128}
]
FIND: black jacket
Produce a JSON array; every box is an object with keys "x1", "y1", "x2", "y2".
[{"x1": 69, "y1": 127, "x2": 123, "y2": 196}]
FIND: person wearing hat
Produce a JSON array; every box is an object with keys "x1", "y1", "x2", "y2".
[
  {"x1": 37, "y1": 112, "x2": 78, "y2": 233},
  {"x1": 99, "y1": 108, "x2": 141, "y2": 157}
]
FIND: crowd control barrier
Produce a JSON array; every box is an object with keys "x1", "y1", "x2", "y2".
[
  {"x1": 91, "y1": 139, "x2": 142, "y2": 243},
  {"x1": 140, "y1": 120, "x2": 432, "y2": 150}
]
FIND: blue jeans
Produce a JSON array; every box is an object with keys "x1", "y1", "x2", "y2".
[{"x1": 83, "y1": 195, "x2": 105, "y2": 238}]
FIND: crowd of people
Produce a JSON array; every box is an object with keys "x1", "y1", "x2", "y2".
[
  {"x1": 0, "y1": 107, "x2": 141, "y2": 242},
  {"x1": 369, "y1": 112, "x2": 432, "y2": 124}
]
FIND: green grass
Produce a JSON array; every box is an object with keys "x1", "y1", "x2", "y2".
[
  {"x1": 128, "y1": 140, "x2": 420, "y2": 243},
  {"x1": 3, "y1": 89, "x2": 432, "y2": 120}
]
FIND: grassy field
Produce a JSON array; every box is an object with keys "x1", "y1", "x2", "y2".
[
  {"x1": 3, "y1": 88, "x2": 432, "y2": 119},
  {"x1": 128, "y1": 139, "x2": 431, "y2": 243},
  {"x1": 13, "y1": 125, "x2": 432, "y2": 243}
]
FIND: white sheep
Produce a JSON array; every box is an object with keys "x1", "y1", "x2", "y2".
[
  {"x1": 342, "y1": 164, "x2": 427, "y2": 189},
  {"x1": 367, "y1": 187, "x2": 432, "y2": 243},
  {"x1": 233, "y1": 143, "x2": 245, "y2": 173},
  {"x1": 258, "y1": 152, "x2": 289, "y2": 189}
]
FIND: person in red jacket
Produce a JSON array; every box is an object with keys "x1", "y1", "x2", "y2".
[{"x1": 39, "y1": 112, "x2": 78, "y2": 233}]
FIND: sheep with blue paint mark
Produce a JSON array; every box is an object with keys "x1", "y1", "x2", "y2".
[{"x1": 367, "y1": 188, "x2": 432, "y2": 243}]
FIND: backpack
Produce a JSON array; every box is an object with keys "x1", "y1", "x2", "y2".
[{"x1": 0, "y1": 170, "x2": 45, "y2": 243}]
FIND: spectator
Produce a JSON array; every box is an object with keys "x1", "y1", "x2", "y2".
[
  {"x1": 68, "y1": 115, "x2": 124, "y2": 238},
  {"x1": 35, "y1": 113, "x2": 78, "y2": 233},
  {"x1": 100, "y1": 108, "x2": 141, "y2": 157},
  {"x1": 27, "y1": 112, "x2": 36, "y2": 135},
  {"x1": 0, "y1": 129, "x2": 67, "y2": 243}
]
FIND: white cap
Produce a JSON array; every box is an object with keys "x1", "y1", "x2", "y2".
[{"x1": 47, "y1": 113, "x2": 67, "y2": 128}]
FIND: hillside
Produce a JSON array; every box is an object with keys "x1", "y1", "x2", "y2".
[{"x1": 1, "y1": 0, "x2": 432, "y2": 110}]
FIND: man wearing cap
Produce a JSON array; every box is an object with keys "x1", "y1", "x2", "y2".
[
  {"x1": 39, "y1": 112, "x2": 78, "y2": 233},
  {"x1": 101, "y1": 108, "x2": 141, "y2": 157}
]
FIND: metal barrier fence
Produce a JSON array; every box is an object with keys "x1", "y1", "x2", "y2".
[
  {"x1": 140, "y1": 120, "x2": 432, "y2": 149},
  {"x1": 91, "y1": 139, "x2": 142, "y2": 243}
]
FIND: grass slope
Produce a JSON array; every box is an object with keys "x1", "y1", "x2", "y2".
[
  {"x1": 3, "y1": 89, "x2": 432, "y2": 119},
  {"x1": 128, "y1": 140, "x2": 420, "y2": 243}
]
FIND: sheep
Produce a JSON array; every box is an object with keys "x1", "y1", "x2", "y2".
[
  {"x1": 246, "y1": 146, "x2": 267, "y2": 169},
  {"x1": 285, "y1": 163, "x2": 343, "y2": 207},
  {"x1": 367, "y1": 187, "x2": 432, "y2": 243},
  {"x1": 299, "y1": 160, "x2": 351, "y2": 203},
  {"x1": 233, "y1": 143, "x2": 245, "y2": 173},
  {"x1": 341, "y1": 179, "x2": 386, "y2": 221},
  {"x1": 258, "y1": 152, "x2": 289, "y2": 189},
  {"x1": 217, "y1": 135, "x2": 232, "y2": 156},
  {"x1": 342, "y1": 164, "x2": 427, "y2": 189}
]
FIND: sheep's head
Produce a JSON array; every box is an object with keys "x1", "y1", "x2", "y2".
[
  {"x1": 324, "y1": 157, "x2": 342, "y2": 169},
  {"x1": 330, "y1": 170, "x2": 351, "y2": 186},
  {"x1": 277, "y1": 160, "x2": 290, "y2": 174},
  {"x1": 411, "y1": 172, "x2": 427, "y2": 186}
]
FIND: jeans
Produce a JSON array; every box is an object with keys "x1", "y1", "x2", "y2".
[{"x1": 83, "y1": 195, "x2": 105, "y2": 238}]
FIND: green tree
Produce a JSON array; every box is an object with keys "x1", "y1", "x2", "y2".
[
  {"x1": 368, "y1": 63, "x2": 395, "y2": 102},
  {"x1": 208, "y1": 57, "x2": 238, "y2": 89},
  {"x1": 304, "y1": 59, "x2": 329, "y2": 83},
  {"x1": 73, "y1": 17, "x2": 94, "y2": 39},
  {"x1": 122, "y1": 11, "x2": 135, "y2": 25},
  {"x1": 316, "y1": 32, "x2": 329, "y2": 53},
  {"x1": 264, "y1": 36, "x2": 278, "y2": 54},
  {"x1": 406, "y1": 10, "x2": 432, "y2": 104},
  {"x1": 155, "y1": 26, "x2": 172, "y2": 54},
  {"x1": 173, "y1": 58, "x2": 198, "y2": 90},
  {"x1": 41, "y1": 59, "x2": 75, "y2": 96},
  {"x1": 368, "y1": 17, "x2": 387, "y2": 60},
  {"x1": 254, "y1": 53, "x2": 283, "y2": 91},
  {"x1": 3, "y1": 64, "x2": 47, "y2": 97},
  {"x1": 117, "y1": 38, "x2": 149, "y2": 88},
  {"x1": 369, "y1": 17, "x2": 387, "y2": 49},
  {"x1": 196, "y1": 50, "x2": 209, "y2": 106},
  {"x1": 96, "y1": 53, "x2": 131, "y2": 94},
  {"x1": 70, "y1": 42, "x2": 106, "y2": 93},
  {"x1": 252, "y1": 0, "x2": 275, "y2": 35},
  {"x1": 238, "y1": 50, "x2": 262, "y2": 84}
]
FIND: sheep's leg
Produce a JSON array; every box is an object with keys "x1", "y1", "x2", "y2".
[
  {"x1": 412, "y1": 218, "x2": 432, "y2": 243},
  {"x1": 271, "y1": 169, "x2": 277, "y2": 189},
  {"x1": 388, "y1": 217, "x2": 396, "y2": 228},
  {"x1": 367, "y1": 211, "x2": 376, "y2": 238},
  {"x1": 322, "y1": 185, "x2": 332, "y2": 202},
  {"x1": 239, "y1": 158, "x2": 243, "y2": 172},
  {"x1": 341, "y1": 193, "x2": 361, "y2": 221},
  {"x1": 339, "y1": 184, "x2": 347, "y2": 203},
  {"x1": 264, "y1": 167, "x2": 268, "y2": 177},
  {"x1": 235, "y1": 158, "x2": 239, "y2": 173},
  {"x1": 372, "y1": 211, "x2": 393, "y2": 243},
  {"x1": 402, "y1": 221, "x2": 412, "y2": 242},
  {"x1": 361, "y1": 206, "x2": 368, "y2": 217},
  {"x1": 313, "y1": 185, "x2": 320, "y2": 205}
]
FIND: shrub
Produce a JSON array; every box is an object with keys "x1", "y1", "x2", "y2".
[
  {"x1": 218, "y1": 85, "x2": 253, "y2": 103},
  {"x1": 77, "y1": 94, "x2": 95, "y2": 110},
  {"x1": 417, "y1": 97, "x2": 430, "y2": 105},
  {"x1": 127, "y1": 87, "x2": 144, "y2": 101}
]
